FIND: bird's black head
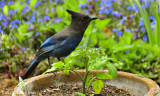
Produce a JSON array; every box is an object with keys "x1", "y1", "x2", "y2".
[{"x1": 67, "y1": 10, "x2": 97, "y2": 31}]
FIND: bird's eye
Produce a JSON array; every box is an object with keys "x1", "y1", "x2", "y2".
[{"x1": 81, "y1": 18, "x2": 84, "y2": 21}]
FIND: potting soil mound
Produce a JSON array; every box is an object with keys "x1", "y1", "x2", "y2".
[{"x1": 37, "y1": 83, "x2": 133, "y2": 96}]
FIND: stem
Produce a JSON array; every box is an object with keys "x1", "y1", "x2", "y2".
[
  {"x1": 86, "y1": 77, "x2": 96, "y2": 92},
  {"x1": 82, "y1": 57, "x2": 89, "y2": 94},
  {"x1": 70, "y1": 69, "x2": 83, "y2": 81}
]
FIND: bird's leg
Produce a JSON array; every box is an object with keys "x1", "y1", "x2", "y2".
[
  {"x1": 48, "y1": 57, "x2": 51, "y2": 69},
  {"x1": 57, "y1": 57, "x2": 61, "y2": 61}
]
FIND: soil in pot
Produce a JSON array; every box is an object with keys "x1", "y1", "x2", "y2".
[{"x1": 36, "y1": 83, "x2": 133, "y2": 96}]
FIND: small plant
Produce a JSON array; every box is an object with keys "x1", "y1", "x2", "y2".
[{"x1": 44, "y1": 47, "x2": 117, "y2": 95}]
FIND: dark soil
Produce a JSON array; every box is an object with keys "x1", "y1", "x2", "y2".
[{"x1": 38, "y1": 83, "x2": 133, "y2": 96}]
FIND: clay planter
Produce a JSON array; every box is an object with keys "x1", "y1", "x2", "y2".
[{"x1": 13, "y1": 70, "x2": 160, "y2": 96}]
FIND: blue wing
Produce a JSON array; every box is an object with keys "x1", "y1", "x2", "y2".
[{"x1": 39, "y1": 38, "x2": 55, "y2": 49}]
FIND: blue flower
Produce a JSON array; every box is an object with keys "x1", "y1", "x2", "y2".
[
  {"x1": 35, "y1": 32, "x2": 39, "y2": 36},
  {"x1": 0, "y1": 0, "x2": 5, "y2": 8},
  {"x1": 37, "y1": 17, "x2": 41, "y2": 22},
  {"x1": 129, "y1": 15, "x2": 134, "y2": 18},
  {"x1": 120, "y1": 20, "x2": 124, "y2": 24},
  {"x1": 28, "y1": 25, "x2": 31, "y2": 30},
  {"x1": 26, "y1": 0, "x2": 30, "y2": 4},
  {"x1": 151, "y1": 20, "x2": 155, "y2": 25},
  {"x1": 20, "y1": 2, "x2": 23, "y2": 5},
  {"x1": 51, "y1": 8, "x2": 54, "y2": 12},
  {"x1": 0, "y1": 14, "x2": 5, "y2": 20},
  {"x1": 136, "y1": 27, "x2": 139, "y2": 32},
  {"x1": 149, "y1": 16, "x2": 155, "y2": 20},
  {"x1": 139, "y1": 18, "x2": 144, "y2": 27},
  {"x1": 86, "y1": 9, "x2": 89, "y2": 14},
  {"x1": 54, "y1": 18, "x2": 62, "y2": 23},
  {"x1": 141, "y1": 27, "x2": 145, "y2": 33},
  {"x1": 126, "y1": 29, "x2": 130, "y2": 32},
  {"x1": 0, "y1": 48, "x2": 2, "y2": 52},
  {"x1": 8, "y1": 0, "x2": 14, "y2": 5},
  {"x1": 112, "y1": 28, "x2": 118, "y2": 32},
  {"x1": 0, "y1": 30, "x2": 4, "y2": 34},
  {"x1": 127, "y1": 6, "x2": 132, "y2": 10},
  {"x1": 79, "y1": 3, "x2": 87, "y2": 8},
  {"x1": 125, "y1": 50, "x2": 129, "y2": 53},
  {"x1": 88, "y1": 5, "x2": 92, "y2": 8},
  {"x1": 104, "y1": 1, "x2": 112, "y2": 7},
  {"x1": 105, "y1": 8, "x2": 113, "y2": 14},
  {"x1": 112, "y1": 12, "x2": 122, "y2": 17},
  {"x1": 122, "y1": 16, "x2": 126, "y2": 20},
  {"x1": 34, "y1": 1, "x2": 41, "y2": 8},
  {"x1": 2, "y1": 20, "x2": 8, "y2": 27},
  {"x1": 22, "y1": 48, "x2": 26, "y2": 51},
  {"x1": 9, "y1": 24, "x2": 18, "y2": 28},
  {"x1": 133, "y1": 34, "x2": 137, "y2": 38},
  {"x1": 142, "y1": 36, "x2": 147, "y2": 41},
  {"x1": 55, "y1": 0, "x2": 59, "y2": 3},
  {"x1": 116, "y1": 31, "x2": 123, "y2": 37},
  {"x1": 10, "y1": 19, "x2": 21, "y2": 24},
  {"x1": 30, "y1": 15, "x2": 36, "y2": 22},
  {"x1": 43, "y1": 15, "x2": 50, "y2": 21},
  {"x1": 21, "y1": 6, "x2": 30, "y2": 14},
  {"x1": 9, "y1": 10, "x2": 15, "y2": 15}
]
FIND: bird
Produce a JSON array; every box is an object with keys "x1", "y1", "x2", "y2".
[{"x1": 22, "y1": 10, "x2": 97, "y2": 79}]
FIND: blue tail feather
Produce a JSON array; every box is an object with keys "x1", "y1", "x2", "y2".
[{"x1": 22, "y1": 58, "x2": 40, "y2": 79}]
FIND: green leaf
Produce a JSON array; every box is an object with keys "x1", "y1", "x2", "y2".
[
  {"x1": 92, "y1": 79, "x2": 104, "y2": 94},
  {"x1": 96, "y1": 18, "x2": 111, "y2": 31},
  {"x1": 75, "y1": 92, "x2": 86, "y2": 96},
  {"x1": 3, "y1": 5, "x2": 9, "y2": 16},
  {"x1": 19, "y1": 77, "x2": 26, "y2": 92},
  {"x1": 96, "y1": 72, "x2": 113, "y2": 79},
  {"x1": 63, "y1": 69, "x2": 69, "y2": 75},
  {"x1": 30, "y1": 0, "x2": 37, "y2": 8},
  {"x1": 18, "y1": 24, "x2": 29, "y2": 34},
  {"x1": 86, "y1": 75, "x2": 93, "y2": 86},
  {"x1": 107, "y1": 63, "x2": 117, "y2": 79}
]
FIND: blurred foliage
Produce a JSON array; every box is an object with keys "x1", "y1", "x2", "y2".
[{"x1": 0, "y1": 0, "x2": 160, "y2": 85}]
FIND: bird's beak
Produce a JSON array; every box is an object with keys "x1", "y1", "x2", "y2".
[{"x1": 89, "y1": 17, "x2": 97, "y2": 21}]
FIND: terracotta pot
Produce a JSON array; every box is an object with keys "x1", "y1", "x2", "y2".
[{"x1": 13, "y1": 70, "x2": 160, "y2": 96}]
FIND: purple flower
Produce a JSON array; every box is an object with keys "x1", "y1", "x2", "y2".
[
  {"x1": 0, "y1": 30, "x2": 4, "y2": 34},
  {"x1": 0, "y1": 0, "x2": 5, "y2": 8},
  {"x1": 142, "y1": 36, "x2": 147, "y2": 41},
  {"x1": 9, "y1": 24, "x2": 18, "y2": 28},
  {"x1": 79, "y1": 4, "x2": 87, "y2": 8},
  {"x1": 20, "y1": 2, "x2": 23, "y2": 5},
  {"x1": 116, "y1": 31, "x2": 123, "y2": 37},
  {"x1": 28, "y1": 25, "x2": 31, "y2": 30},
  {"x1": 112, "y1": 28, "x2": 118, "y2": 32},
  {"x1": 43, "y1": 15, "x2": 50, "y2": 21},
  {"x1": 51, "y1": 8, "x2": 54, "y2": 12},
  {"x1": 88, "y1": 5, "x2": 92, "y2": 8},
  {"x1": 127, "y1": 6, "x2": 132, "y2": 10},
  {"x1": 141, "y1": 27, "x2": 145, "y2": 33},
  {"x1": 10, "y1": 19, "x2": 21, "y2": 24},
  {"x1": 126, "y1": 29, "x2": 130, "y2": 32},
  {"x1": 35, "y1": 32, "x2": 39, "y2": 36}
]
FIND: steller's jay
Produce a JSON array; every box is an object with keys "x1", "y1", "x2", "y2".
[{"x1": 22, "y1": 10, "x2": 97, "y2": 79}]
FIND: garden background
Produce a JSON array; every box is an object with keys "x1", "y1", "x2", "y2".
[{"x1": 0, "y1": 0, "x2": 160, "y2": 94}]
